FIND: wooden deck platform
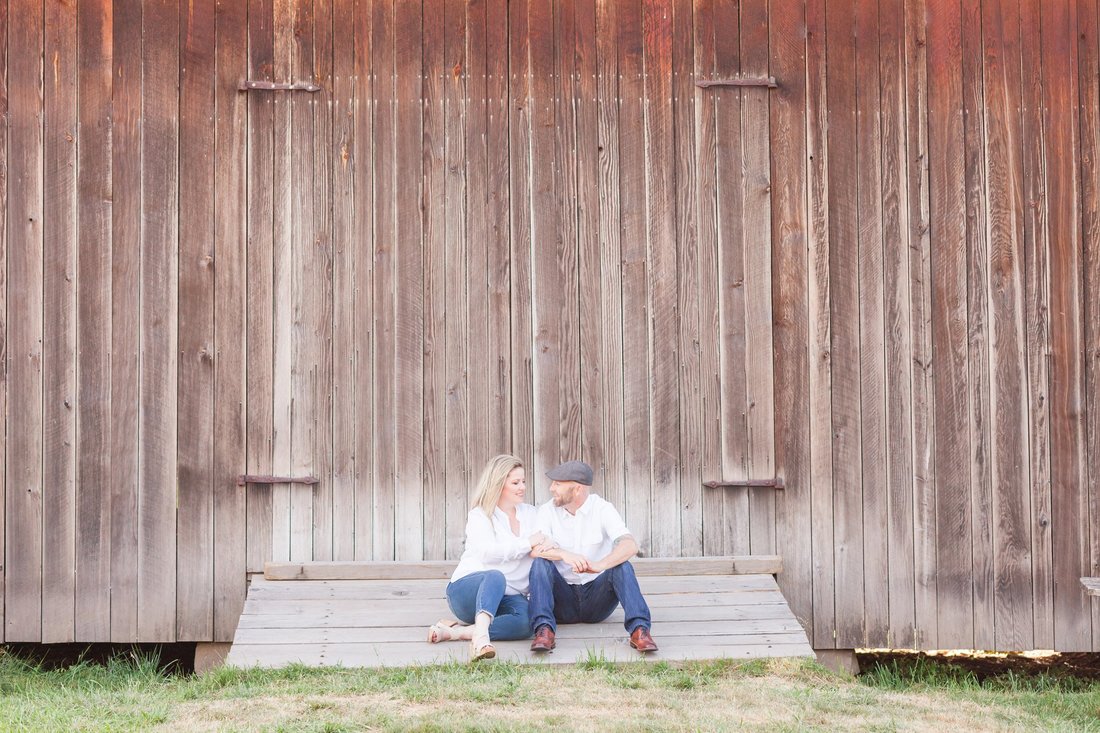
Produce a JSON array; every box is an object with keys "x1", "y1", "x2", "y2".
[{"x1": 226, "y1": 558, "x2": 814, "y2": 668}]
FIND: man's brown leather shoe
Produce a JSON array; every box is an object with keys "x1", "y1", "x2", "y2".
[
  {"x1": 530, "y1": 625, "x2": 556, "y2": 652},
  {"x1": 629, "y1": 627, "x2": 658, "y2": 652}
]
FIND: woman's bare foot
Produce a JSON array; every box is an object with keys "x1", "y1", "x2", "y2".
[{"x1": 427, "y1": 618, "x2": 463, "y2": 643}]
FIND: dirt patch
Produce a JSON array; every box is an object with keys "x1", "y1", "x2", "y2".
[{"x1": 859, "y1": 649, "x2": 1100, "y2": 680}]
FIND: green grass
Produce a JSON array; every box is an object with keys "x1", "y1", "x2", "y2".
[{"x1": 1, "y1": 649, "x2": 1099, "y2": 732}]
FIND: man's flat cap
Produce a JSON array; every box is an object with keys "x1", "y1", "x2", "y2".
[{"x1": 546, "y1": 460, "x2": 594, "y2": 486}]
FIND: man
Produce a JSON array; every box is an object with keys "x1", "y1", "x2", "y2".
[{"x1": 527, "y1": 460, "x2": 658, "y2": 653}]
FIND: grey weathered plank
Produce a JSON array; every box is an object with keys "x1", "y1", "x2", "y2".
[{"x1": 1081, "y1": 578, "x2": 1100, "y2": 597}]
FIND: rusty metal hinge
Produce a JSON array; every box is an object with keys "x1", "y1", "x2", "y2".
[
  {"x1": 703, "y1": 478, "x2": 785, "y2": 490},
  {"x1": 238, "y1": 475, "x2": 320, "y2": 487},
  {"x1": 696, "y1": 76, "x2": 778, "y2": 89},
  {"x1": 239, "y1": 80, "x2": 322, "y2": 93}
]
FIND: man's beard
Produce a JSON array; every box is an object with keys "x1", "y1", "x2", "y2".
[{"x1": 552, "y1": 487, "x2": 575, "y2": 507}]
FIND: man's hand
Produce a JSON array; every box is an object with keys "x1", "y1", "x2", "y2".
[{"x1": 562, "y1": 550, "x2": 593, "y2": 574}]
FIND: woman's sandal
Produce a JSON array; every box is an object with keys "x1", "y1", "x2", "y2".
[
  {"x1": 427, "y1": 618, "x2": 461, "y2": 644},
  {"x1": 470, "y1": 633, "x2": 496, "y2": 662}
]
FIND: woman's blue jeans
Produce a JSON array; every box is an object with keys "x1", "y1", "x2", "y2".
[{"x1": 446, "y1": 570, "x2": 533, "y2": 640}]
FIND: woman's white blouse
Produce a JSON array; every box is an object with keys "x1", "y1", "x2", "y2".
[{"x1": 450, "y1": 504, "x2": 539, "y2": 595}]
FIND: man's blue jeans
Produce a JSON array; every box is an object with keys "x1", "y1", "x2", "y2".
[
  {"x1": 527, "y1": 558, "x2": 651, "y2": 634},
  {"x1": 446, "y1": 570, "x2": 533, "y2": 640}
]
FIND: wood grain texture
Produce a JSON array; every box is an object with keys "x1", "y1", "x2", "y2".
[
  {"x1": 75, "y1": 0, "x2": 113, "y2": 643},
  {"x1": 42, "y1": 0, "x2": 78, "y2": 643},
  {"x1": 0, "y1": 0, "x2": 9, "y2": 642},
  {"x1": 6, "y1": 0, "x2": 45, "y2": 642}
]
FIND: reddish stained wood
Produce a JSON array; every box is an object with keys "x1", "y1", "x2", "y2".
[
  {"x1": 982, "y1": 0, "x2": 1034, "y2": 651},
  {"x1": 138, "y1": 0, "x2": 179, "y2": 641},
  {"x1": 421, "y1": 0, "x2": 447, "y2": 560},
  {"x1": 672, "y1": 0, "x2": 701, "y2": 556},
  {"x1": 508, "y1": 0, "x2": 535, "y2": 514},
  {"x1": 960, "y1": 0, "x2": 995, "y2": 653},
  {"x1": 768, "y1": 0, "x2": 813, "y2": 643},
  {"x1": 0, "y1": 0, "x2": 9, "y2": 642},
  {"x1": 176, "y1": 0, "x2": 216, "y2": 641},
  {"x1": 110, "y1": 0, "x2": 143, "y2": 643},
  {"x1": 393, "y1": 0, "x2": 424, "y2": 560},
  {"x1": 213, "y1": 0, "x2": 250, "y2": 641},
  {"x1": 879, "y1": 0, "x2": 916, "y2": 648},
  {"x1": 371, "y1": 0, "x2": 396, "y2": 560},
  {"x1": 594, "y1": 0, "x2": 626, "y2": 513},
  {"x1": 826, "y1": 0, "x2": 864, "y2": 650},
  {"x1": 1020, "y1": 0, "x2": 1054, "y2": 649},
  {"x1": 617, "y1": 0, "x2": 652, "y2": 549},
  {"x1": 855, "y1": 0, "x2": 887, "y2": 645},
  {"x1": 694, "y1": 0, "x2": 723, "y2": 557},
  {"x1": 928, "y1": 0, "x2": 974, "y2": 649},
  {"x1": 1041, "y1": 0, "x2": 1091, "y2": 651},
  {"x1": 6, "y1": 0, "x2": 45, "y2": 642},
  {"x1": 246, "y1": 0, "x2": 276, "y2": 575},
  {"x1": 444, "y1": 0, "x2": 469, "y2": 557},
  {"x1": 41, "y1": 0, "x2": 78, "y2": 644},
  {"x1": 75, "y1": 0, "x2": 113, "y2": 643},
  {"x1": 713, "y1": 0, "x2": 747, "y2": 556},
  {"x1": 643, "y1": 0, "x2": 681, "y2": 558},
  {"x1": 486, "y1": 0, "x2": 511, "y2": 457},
  {"x1": 905, "y1": 0, "x2": 938, "y2": 649}
]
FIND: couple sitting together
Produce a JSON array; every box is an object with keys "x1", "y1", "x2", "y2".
[{"x1": 426, "y1": 454, "x2": 658, "y2": 661}]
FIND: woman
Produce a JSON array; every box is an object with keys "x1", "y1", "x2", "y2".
[{"x1": 427, "y1": 454, "x2": 545, "y2": 661}]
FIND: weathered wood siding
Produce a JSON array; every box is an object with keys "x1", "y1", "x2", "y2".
[{"x1": 2, "y1": 0, "x2": 1099, "y2": 651}]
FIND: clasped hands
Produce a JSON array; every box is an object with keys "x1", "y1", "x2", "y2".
[{"x1": 528, "y1": 532, "x2": 602, "y2": 574}]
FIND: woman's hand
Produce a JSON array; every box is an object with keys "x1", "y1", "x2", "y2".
[{"x1": 529, "y1": 531, "x2": 548, "y2": 547}]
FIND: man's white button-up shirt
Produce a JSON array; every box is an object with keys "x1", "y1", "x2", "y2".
[{"x1": 535, "y1": 494, "x2": 631, "y2": 585}]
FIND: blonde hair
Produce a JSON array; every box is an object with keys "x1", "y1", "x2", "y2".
[{"x1": 471, "y1": 454, "x2": 525, "y2": 516}]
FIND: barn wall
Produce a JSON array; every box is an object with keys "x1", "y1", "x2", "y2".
[{"x1": 2, "y1": 0, "x2": 1098, "y2": 651}]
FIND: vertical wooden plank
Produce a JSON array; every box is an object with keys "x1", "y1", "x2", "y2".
[
  {"x1": 1042, "y1": 0, "x2": 1090, "y2": 651},
  {"x1": 444, "y1": 0, "x2": 469, "y2": 557},
  {"x1": 1020, "y1": 0, "x2": 1053, "y2": 650},
  {"x1": 139, "y1": 0, "x2": 180, "y2": 641},
  {"x1": 825, "y1": 0, "x2": 864, "y2": 649},
  {"x1": 578, "y1": 0, "x2": 607, "y2": 495},
  {"x1": 983, "y1": 0, "x2": 1034, "y2": 651},
  {"x1": 177, "y1": 0, "x2": 216, "y2": 640},
  {"x1": 740, "y1": 0, "x2": 774, "y2": 556},
  {"x1": 214, "y1": 0, "x2": 250, "y2": 641},
  {"x1": 486, "y1": 0, "x2": 511, "y2": 457},
  {"x1": 371, "y1": 0, "x2": 396, "y2": 559},
  {"x1": 5, "y1": 0, "x2": 44, "y2": 642},
  {"x1": 1081, "y1": 0, "x2": 1100, "y2": 651},
  {"x1": 352, "y1": 0, "x2": 375, "y2": 560},
  {"x1": 422, "y1": 0, "x2": 447, "y2": 559},
  {"x1": 553, "y1": 0, "x2": 581, "y2": 465},
  {"x1": 714, "y1": 0, "x2": 747, "y2": 556},
  {"x1": 594, "y1": 0, "x2": 627, "y2": 515},
  {"x1": 695, "y1": 0, "x2": 723, "y2": 556},
  {"x1": 271, "y1": 0, "x2": 294, "y2": 563},
  {"x1": 42, "y1": 0, "x2": 78, "y2": 644},
  {"x1": 110, "y1": 0, "x2": 142, "y2": 643},
  {"x1": 332, "y1": 0, "x2": 357, "y2": 561},
  {"x1": 855, "y1": 0, "x2": 887, "y2": 645},
  {"x1": 289, "y1": 0, "x2": 317, "y2": 563},
  {"x1": 928, "y1": 0, "x2": 974, "y2": 649},
  {"x1": 906, "y1": 0, "x2": 938, "y2": 649},
  {"x1": 960, "y1": 0, "x2": 995, "y2": 652},
  {"x1": 617, "y1": 0, "x2": 652, "y2": 548},
  {"x1": 508, "y1": 0, "x2": 534, "y2": 509},
  {"x1": 769, "y1": 0, "x2": 814, "y2": 640},
  {"x1": 393, "y1": 0, "x2": 424, "y2": 560},
  {"x1": 311, "y1": 0, "x2": 335, "y2": 563},
  {"x1": 806, "y1": 0, "x2": 836, "y2": 648},
  {"x1": 672, "y1": 0, "x2": 701, "y2": 556},
  {"x1": 527, "y1": 0, "x2": 561, "y2": 499},
  {"x1": 75, "y1": 0, "x2": 113, "y2": 643},
  {"x1": 246, "y1": 0, "x2": 276, "y2": 574},
  {"x1": 0, "y1": 0, "x2": 7, "y2": 642},
  {"x1": 466, "y1": 0, "x2": 490, "y2": 485},
  {"x1": 879, "y1": 0, "x2": 917, "y2": 648},
  {"x1": 642, "y1": 0, "x2": 680, "y2": 557}
]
